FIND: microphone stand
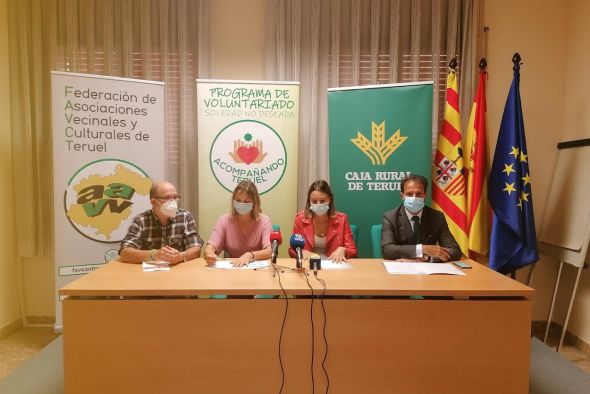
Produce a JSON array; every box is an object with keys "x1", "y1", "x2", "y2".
[
  {"x1": 295, "y1": 247, "x2": 303, "y2": 270},
  {"x1": 271, "y1": 241, "x2": 278, "y2": 277}
]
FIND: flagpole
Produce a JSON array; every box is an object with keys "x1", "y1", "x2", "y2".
[
  {"x1": 479, "y1": 58, "x2": 487, "y2": 71},
  {"x1": 449, "y1": 57, "x2": 458, "y2": 70},
  {"x1": 511, "y1": 52, "x2": 521, "y2": 283},
  {"x1": 512, "y1": 52, "x2": 522, "y2": 69},
  {"x1": 512, "y1": 52, "x2": 520, "y2": 280},
  {"x1": 511, "y1": 52, "x2": 534, "y2": 279}
]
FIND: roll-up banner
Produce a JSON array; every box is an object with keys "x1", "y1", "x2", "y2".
[
  {"x1": 52, "y1": 72, "x2": 165, "y2": 330},
  {"x1": 196, "y1": 80, "x2": 299, "y2": 247},
  {"x1": 328, "y1": 82, "x2": 433, "y2": 257}
]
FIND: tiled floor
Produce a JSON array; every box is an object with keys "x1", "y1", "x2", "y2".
[
  {"x1": 0, "y1": 327, "x2": 60, "y2": 379},
  {"x1": 0, "y1": 326, "x2": 589, "y2": 380}
]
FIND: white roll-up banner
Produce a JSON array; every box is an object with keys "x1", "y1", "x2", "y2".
[
  {"x1": 52, "y1": 72, "x2": 165, "y2": 330},
  {"x1": 196, "y1": 80, "x2": 299, "y2": 248}
]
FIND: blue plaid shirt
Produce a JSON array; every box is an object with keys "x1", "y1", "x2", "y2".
[{"x1": 120, "y1": 209, "x2": 203, "y2": 253}]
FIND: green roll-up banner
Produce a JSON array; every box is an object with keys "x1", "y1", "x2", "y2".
[{"x1": 328, "y1": 82, "x2": 433, "y2": 257}]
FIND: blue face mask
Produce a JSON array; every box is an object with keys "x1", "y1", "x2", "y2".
[
  {"x1": 233, "y1": 201, "x2": 253, "y2": 215},
  {"x1": 310, "y1": 203, "x2": 330, "y2": 216},
  {"x1": 403, "y1": 196, "x2": 425, "y2": 214}
]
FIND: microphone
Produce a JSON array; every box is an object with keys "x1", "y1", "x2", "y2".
[
  {"x1": 270, "y1": 230, "x2": 282, "y2": 265},
  {"x1": 289, "y1": 234, "x2": 305, "y2": 269},
  {"x1": 309, "y1": 253, "x2": 321, "y2": 271}
]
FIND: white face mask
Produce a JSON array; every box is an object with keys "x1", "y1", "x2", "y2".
[
  {"x1": 233, "y1": 200, "x2": 253, "y2": 215},
  {"x1": 160, "y1": 200, "x2": 178, "y2": 218},
  {"x1": 310, "y1": 203, "x2": 330, "y2": 216},
  {"x1": 403, "y1": 196, "x2": 425, "y2": 214}
]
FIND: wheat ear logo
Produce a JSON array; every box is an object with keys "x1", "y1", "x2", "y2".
[{"x1": 351, "y1": 121, "x2": 407, "y2": 165}]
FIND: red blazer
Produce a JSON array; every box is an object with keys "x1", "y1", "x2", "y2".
[{"x1": 288, "y1": 211, "x2": 358, "y2": 258}]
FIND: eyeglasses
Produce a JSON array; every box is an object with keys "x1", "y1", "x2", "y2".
[{"x1": 155, "y1": 196, "x2": 182, "y2": 202}]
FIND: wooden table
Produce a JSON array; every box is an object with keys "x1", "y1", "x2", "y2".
[{"x1": 60, "y1": 259, "x2": 534, "y2": 394}]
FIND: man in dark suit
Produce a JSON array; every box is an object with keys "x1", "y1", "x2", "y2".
[{"x1": 381, "y1": 174, "x2": 461, "y2": 262}]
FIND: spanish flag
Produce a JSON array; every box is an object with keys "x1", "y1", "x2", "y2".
[
  {"x1": 432, "y1": 63, "x2": 469, "y2": 257},
  {"x1": 464, "y1": 63, "x2": 490, "y2": 256}
]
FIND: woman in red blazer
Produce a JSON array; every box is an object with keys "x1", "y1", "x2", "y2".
[{"x1": 289, "y1": 180, "x2": 357, "y2": 261}]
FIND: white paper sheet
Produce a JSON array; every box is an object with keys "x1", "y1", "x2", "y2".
[
  {"x1": 142, "y1": 261, "x2": 171, "y2": 272},
  {"x1": 318, "y1": 260, "x2": 353, "y2": 270},
  {"x1": 382, "y1": 261, "x2": 465, "y2": 275},
  {"x1": 209, "y1": 260, "x2": 270, "y2": 270}
]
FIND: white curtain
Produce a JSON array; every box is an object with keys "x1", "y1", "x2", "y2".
[
  {"x1": 266, "y1": 0, "x2": 483, "y2": 206},
  {"x1": 8, "y1": 0, "x2": 211, "y2": 257}
]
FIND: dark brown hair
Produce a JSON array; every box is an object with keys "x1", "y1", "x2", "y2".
[
  {"x1": 401, "y1": 174, "x2": 428, "y2": 193},
  {"x1": 304, "y1": 180, "x2": 336, "y2": 218}
]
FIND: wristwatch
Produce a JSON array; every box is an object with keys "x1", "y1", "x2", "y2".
[{"x1": 149, "y1": 249, "x2": 157, "y2": 261}]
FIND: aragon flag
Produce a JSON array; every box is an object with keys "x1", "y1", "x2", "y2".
[
  {"x1": 463, "y1": 62, "x2": 490, "y2": 256},
  {"x1": 489, "y1": 54, "x2": 539, "y2": 274},
  {"x1": 431, "y1": 63, "x2": 469, "y2": 257}
]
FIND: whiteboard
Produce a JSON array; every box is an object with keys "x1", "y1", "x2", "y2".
[{"x1": 539, "y1": 139, "x2": 590, "y2": 267}]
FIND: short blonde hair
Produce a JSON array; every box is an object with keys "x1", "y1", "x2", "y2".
[{"x1": 231, "y1": 180, "x2": 262, "y2": 219}]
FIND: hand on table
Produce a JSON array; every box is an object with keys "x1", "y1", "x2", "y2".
[
  {"x1": 422, "y1": 245, "x2": 452, "y2": 262},
  {"x1": 394, "y1": 257, "x2": 429, "y2": 262},
  {"x1": 231, "y1": 253, "x2": 252, "y2": 267},
  {"x1": 155, "y1": 246, "x2": 182, "y2": 265},
  {"x1": 204, "y1": 253, "x2": 218, "y2": 265},
  {"x1": 329, "y1": 247, "x2": 347, "y2": 263}
]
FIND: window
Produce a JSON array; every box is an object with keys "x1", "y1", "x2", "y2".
[{"x1": 54, "y1": 49, "x2": 197, "y2": 170}]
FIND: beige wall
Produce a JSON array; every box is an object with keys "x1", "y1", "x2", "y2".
[
  {"x1": 0, "y1": 0, "x2": 22, "y2": 331},
  {"x1": 21, "y1": 257, "x2": 54, "y2": 322},
  {"x1": 558, "y1": 0, "x2": 590, "y2": 343},
  {"x1": 486, "y1": 0, "x2": 590, "y2": 345},
  {"x1": 563, "y1": 0, "x2": 590, "y2": 140},
  {"x1": 211, "y1": 0, "x2": 267, "y2": 80}
]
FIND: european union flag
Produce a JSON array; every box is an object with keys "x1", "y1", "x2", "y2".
[{"x1": 488, "y1": 55, "x2": 539, "y2": 274}]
